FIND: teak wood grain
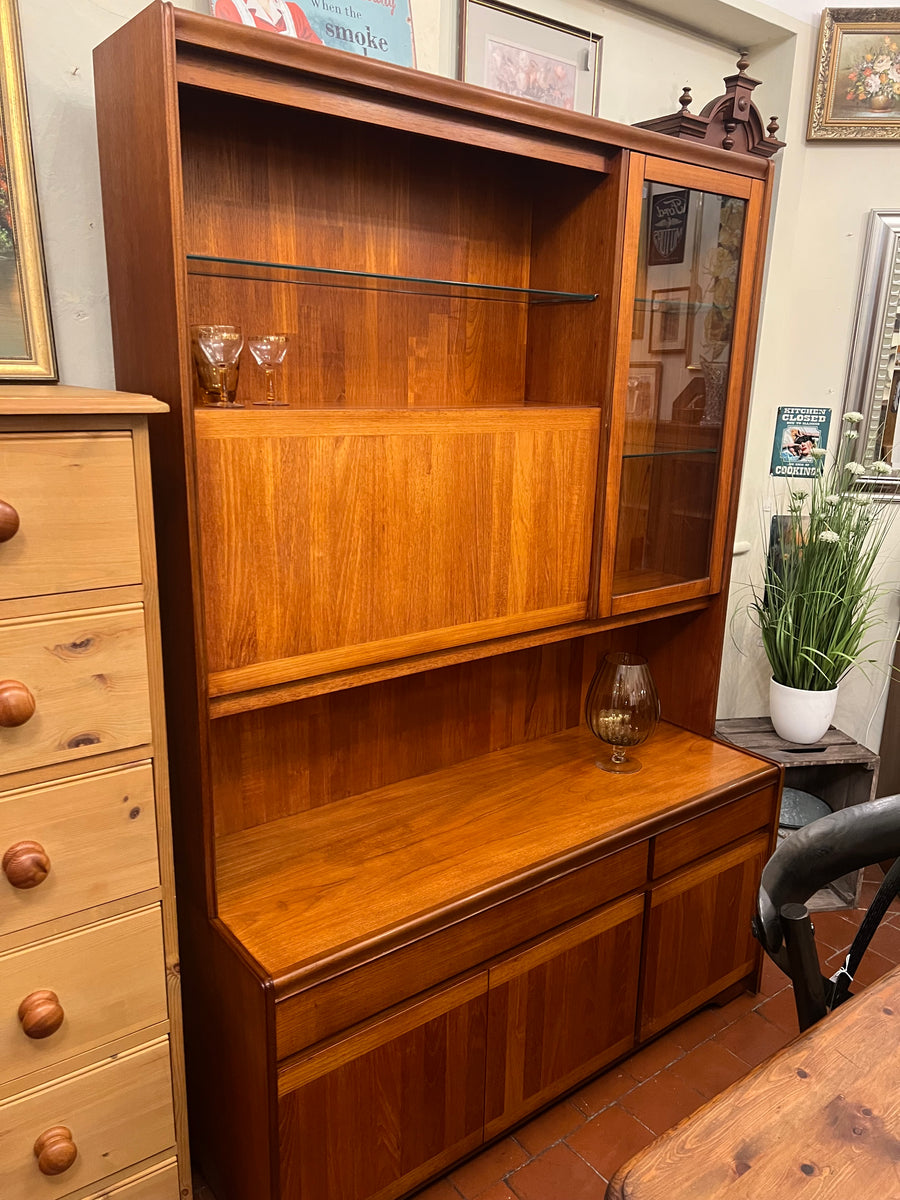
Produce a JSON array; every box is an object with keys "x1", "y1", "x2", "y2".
[
  {"x1": 607, "y1": 964, "x2": 900, "y2": 1200},
  {"x1": 639, "y1": 832, "x2": 768, "y2": 1038},
  {"x1": 278, "y1": 976, "x2": 487, "y2": 1200},
  {"x1": 215, "y1": 722, "x2": 774, "y2": 981},
  {"x1": 484, "y1": 897, "x2": 643, "y2": 1138},
  {"x1": 195, "y1": 409, "x2": 600, "y2": 689},
  {"x1": 0, "y1": 433, "x2": 142, "y2": 601}
]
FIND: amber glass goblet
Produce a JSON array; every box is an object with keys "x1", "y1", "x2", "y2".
[
  {"x1": 585, "y1": 651, "x2": 660, "y2": 774},
  {"x1": 248, "y1": 334, "x2": 289, "y2": 407},
  {"x1": 192, "y1": 325, "x2": 244, "y2": 408}
]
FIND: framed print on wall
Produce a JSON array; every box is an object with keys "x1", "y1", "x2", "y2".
[
  {"x1": 626, "y1": 362, "x2": 661, "y2": 419},
  {"x1": 459, "y1": 0, "x2": 601, "y2": 115},
  {"x1": 649, "y1": 287, "x2": 690, "y2": 354},
  {"x1": 0, "y1": 0, "x2": 56, "y2": 380},
  {"x1": 808, "y1": 8, "x2": 900, "y2": 139},
  {"x1": 210, "y1": 0, "x2": 416, "y2": 68}
]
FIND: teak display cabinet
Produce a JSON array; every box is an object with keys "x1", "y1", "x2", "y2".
[{"x1": 94, "y1": 7, "x2": 780, "y2": 1200}]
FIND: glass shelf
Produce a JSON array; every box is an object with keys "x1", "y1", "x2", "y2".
[
  {"x1": 633, "y1": 296, "x2": 714, "y2": 314},
  {"x1": 622, "y1": 447, "x2": 719, "y2": 459},
  {"x1": 186, "y1": 254, "x2": 598, "y2": 306}
]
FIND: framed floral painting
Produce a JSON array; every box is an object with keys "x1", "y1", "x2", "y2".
[
  {"x1": 0, "y1": 0, "x2": 55, "y2": 379},
  {"x1": 808, "y1": 8, "x2": 900, "y2": 140}
]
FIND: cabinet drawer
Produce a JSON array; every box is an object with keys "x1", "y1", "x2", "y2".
[
  {"x1": 650, "y1": 785, "x2": 777, "y2": 879},
  {"x1": 0, "y1": 762, "x2": 159, "y2": 936},
  {"x1": 0, "y1": 1037, "x2": 175, "y2": 1200},
  {"x1": 275, "y1": 840, "x2": 648, "y2": 1059},
  {"x1": 83, "y1": 1160, "x2": 179, "y2": 1200},
  {"x1": 0, "y1": 906, "x2": 167, "y2": 1087},
  {"x1": 0, "y1": 433, "x2": 142, "y2": 601},
  {"x1": 0, "y1": 606, "x2": 152, "y2": 776}
]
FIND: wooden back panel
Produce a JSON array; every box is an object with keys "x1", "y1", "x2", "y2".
[
  {"x1": 196, "y1": 408, "x2": 601, "y2": 693},
  {"x1": 208, "y1": 638, "x2": 591, "y2": 836}
]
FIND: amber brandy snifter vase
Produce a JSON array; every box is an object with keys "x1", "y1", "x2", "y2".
[{"x1": 585, "y1": 651, "x2": 660, "y2": 774}]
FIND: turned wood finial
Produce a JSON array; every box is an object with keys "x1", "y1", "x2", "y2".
[
  {"x1": 767, "y1": 115, "x2": 781, "y2": 138},
  {"x1": 2, "y1": 841, "x2": 51, "y2": 889},
  {"x1": 0, "y1": 499, "x2": 19, "y2": 542},
  {"x1": 33, "y1": 1127, "x2": 78, "y2": 1176},
  {"x1": 736, "y1": 52, "x2": 750, "y2": 74},
  {"x1": 0, "y1": 680, "x2": 36, "y2": 727},
  {"x1": 678, "y1": 86, "x2": 692, "y2": 113},
  {"x1": 18, "y1": 990, "x2": 65, "y2": 1039}
]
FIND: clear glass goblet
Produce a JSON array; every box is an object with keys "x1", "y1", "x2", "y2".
[
  {"x1": 585, "y1": 651, "x2": 660, "y2": 774},
  {"x1": 248, "y1": 334, "x2": 290, "y2": 407},
  {"x1": 193, "y1": 325, "x2": 244, "y2": 408}
]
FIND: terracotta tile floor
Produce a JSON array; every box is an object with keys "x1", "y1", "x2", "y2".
[{"x1": 414, "y1": 866, "x2": 900, "y2": 1200}]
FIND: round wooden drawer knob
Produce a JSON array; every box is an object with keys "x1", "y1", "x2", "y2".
[
  {"x1": 0, "y1": 499, "x2": 19, "y2": 543},
  {"x1": 0, "y1": 680, "x2": 35, "y2": 727},
  {"x1": 33, "y1": 1126, "x2": 77, "y2": 1176},
  {"x1": 18, "y1": 989, "x2": 65, "y2": 1039},
  {"x1": 2, "y1": 841, "x2": 51, "y2": 889}
]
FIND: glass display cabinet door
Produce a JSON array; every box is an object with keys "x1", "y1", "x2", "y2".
[{"x1": 600, "y1": 157, "x2": 766, "y2": 616}]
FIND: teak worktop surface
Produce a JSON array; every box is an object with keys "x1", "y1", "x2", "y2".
[{"x1": 215, "y1": 722, "x2": 774, "y2": 985}]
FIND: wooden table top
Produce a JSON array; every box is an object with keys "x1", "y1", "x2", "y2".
[{"x1": 607, "y1": 965, "x2": 900, "y2": 1198}]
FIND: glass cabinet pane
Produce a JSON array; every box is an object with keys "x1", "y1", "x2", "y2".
[{"x1": 613, "y1": 182, "x2": 747, "y2": 599}]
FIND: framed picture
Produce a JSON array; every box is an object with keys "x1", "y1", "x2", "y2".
[
  {"x1": 0, "y1": 0, "x2": 55, "y2": 380},
  {"x1": 649, "y1": 287, "x2": 690, "y2": 354},
  {"x1": 808, "y1": 8, "x2": 900, "y2": 140},
  {"x1": 459, "y1": 0, "x2": 601, "y2": 116},
  {"x1": 626, "y1": 362, "x2": 660, "y2": 419},
  {"x1": 210, "y1": 0, "x2": 416, "y2": 68}
]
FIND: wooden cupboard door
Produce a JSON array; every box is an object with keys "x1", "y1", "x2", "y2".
[
  {"x1": 599, "y1": 157, "x2": 767, "y2": 617},
  {"x1": 195, "y1": 408, "x2": 600, "y2": 696},
  {"x1": 278, "y1": 975, "x2": 487, "y2": 1200},
  {"x1": 640, "y1": 833, "x2": 768, "y2": 1039},
  {"x1": 0, "y1": 433, "x2": 142, "y2": 602},
  {"x1": 485, "y1": 895, "x2": 644, "y2": 1137}
]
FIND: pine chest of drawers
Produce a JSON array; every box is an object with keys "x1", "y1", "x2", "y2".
[{"x1": 0, "y1": 387, "x2": 189, "y2": 1200}]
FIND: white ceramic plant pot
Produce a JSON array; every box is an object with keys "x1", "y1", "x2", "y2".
[{"x1": 769, "y1": 678, "x2": 839, "y2": 744}]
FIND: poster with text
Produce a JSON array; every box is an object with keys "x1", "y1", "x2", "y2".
[
  {"x1": 211, "y1": 0, "x2": 415, "y2": 67},
  {"x1": 770, "y1": 406, "x2": 832, "y2": 477}
]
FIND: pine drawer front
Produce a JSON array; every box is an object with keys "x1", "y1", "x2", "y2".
[
  {"x1": 0, "y1": 906, "x2": 167, "y2": 1087},
  {"x1": 0, "y1": 762, "x2": 159, "y2": 936},
  {"x1": 0, "y1": 606, "x2": 152, "y2": 776},
  {"x1": 0, "y1": 432, "x2": 142, "y2": 601},
  {"x1": 83, "y1": 1159, "x2": 180, "y2": 1200},
  {"x1": 0, "y1": 1037, "x2": 175, "y2": 1200}
]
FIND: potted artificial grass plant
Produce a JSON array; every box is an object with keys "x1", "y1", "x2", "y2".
[{"x1": 750, "y1": 411, "x2": 896, "y2": 743}]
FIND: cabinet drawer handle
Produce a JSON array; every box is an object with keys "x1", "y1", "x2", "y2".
[
  {"x1": 18, "y1": 989, "x2": 65, "y2": 1039},
  {"x1": 2, "y1": 841, "x2": 51, "y2": 889},
  {"x1": 0, "y1": 680, "x2": 35, "y2": 727},
  {"x1": 0, "y1": 499, "x2": 19, "y2": 542},
  {"x1": 33, "y1": 1127, "x2": 77, "y2": 1176}
]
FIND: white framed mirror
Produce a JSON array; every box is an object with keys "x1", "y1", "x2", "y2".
[{"x1": 843, "y1": 209, "x2": 900, "y2": 492}]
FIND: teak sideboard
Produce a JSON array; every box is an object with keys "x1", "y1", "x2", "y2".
[{"x1": 93, "y1": 8, "x2": 782, "y2": 1200}]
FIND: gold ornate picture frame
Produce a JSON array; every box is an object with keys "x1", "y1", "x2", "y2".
[
  {"x1": 808, "y1": 7, "x2": 900, "y2": 140},
  {"x1": 0, "y1": 0, "x2": 56, "y2": 379}
]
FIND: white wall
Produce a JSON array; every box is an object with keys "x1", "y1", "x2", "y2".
[{"x1": 16, "y1": 0, "x2": 900, "y2": 748}]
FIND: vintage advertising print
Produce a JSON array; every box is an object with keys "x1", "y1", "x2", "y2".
[
  {"x1": 770, "y1": 407, "x2": 832, "y2": 477},
  {"x1": 0, "y1": 0, "x2": 55, "y2": 379},
  {"x1": 211, "y1": 0, "x2": 415, "y2": 67},
  {"x1": 809, "y1": 8, "x2": 900, "y2": 139}
]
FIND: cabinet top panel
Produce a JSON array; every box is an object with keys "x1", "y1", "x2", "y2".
[
  {"x1": 0, "y1": 386, "x2": 166, "y2": 415},
  {"x1": 215, "y1": 721, "x2": 777, "y2": 983},
  {"x1": 100, "y1": 2, "x2": 769, "y2": 181}
]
